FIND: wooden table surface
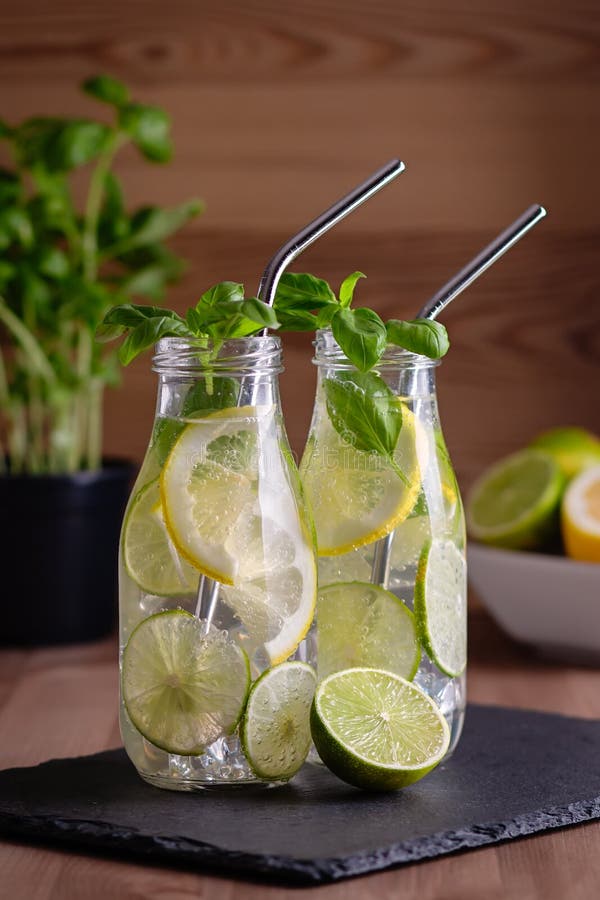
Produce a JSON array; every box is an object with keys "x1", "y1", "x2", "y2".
[{"x1": 1, "y1": 611, "x2": 599, "y2": 899}]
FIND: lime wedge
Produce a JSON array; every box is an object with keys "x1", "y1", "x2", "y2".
[
  {"x1": 317, "y1": 582, "x2": 420, "y2": 680},
  {"x1": 123, "y1": 479, "x2": 199, "y2": 596},
  {"x1": 122, "y1": 610, "x2": 250, "y2": 755},
  {"x1": 466, "y1": 449, "x2": 564, "y2": 549},
  {"x1": 300, "y1": 404, "x2": 426, "y2": 556},
  {"x1": 311, "y1": 667, "x2": 450, "y2": 790},
  {"x1": 414, "y1": 540, "x2": 467, "y2": 677},
  {"x1": 241, "y1": 662, "x2": 317, "y2": 780}
]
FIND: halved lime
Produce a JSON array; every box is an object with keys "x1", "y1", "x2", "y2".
[
  {"x1": 466, "y1": 449, "x2": 564, "y2": 549},
  {"x1": 317, "y1": 582, "x2": 420, "y2": 680},
  {"x1": 123, "y1": 479, "x2": 199, "y2": 596},
  {"x1": 241, "y1": 662, "x2": 317, "y2": 781},
  {"x1": 414, "y1": 540, "x2": 467, "y2": 677},
  {"x1": 122, "y1": 610, "x2": 250, "y2": 755},
  {"x1": 300, "y1": 403, "x2": 426, "y2": 556},
  {"x1": 311, "y1": 667, "x2": 450, "y2": 790}
]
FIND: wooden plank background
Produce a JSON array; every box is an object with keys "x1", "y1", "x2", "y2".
[{"x1": 1, "y1": 0, "x2": 599, "y2": 488}]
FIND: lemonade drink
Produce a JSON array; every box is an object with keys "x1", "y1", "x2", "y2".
[
  {"x1": 300, "y1": 331, "x2": 466, "y2": 754},
  {"x1": 119, "y1": 337, "x2": 317, "y2": 789}
]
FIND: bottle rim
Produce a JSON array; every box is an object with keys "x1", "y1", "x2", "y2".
[
  {"x1": 152, "y1": 335, "x2": 283, "y2": 376},
  {"x1": 313, "y1": 328, "x2": 441, "y2": 369}
]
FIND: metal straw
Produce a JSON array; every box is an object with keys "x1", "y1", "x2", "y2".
[
  {"x1": 370, "y1": 203, "x2": 547, "y2": 587},
  {"x1": 195, "y1": 159, "x2": 406, "y2": 623}
]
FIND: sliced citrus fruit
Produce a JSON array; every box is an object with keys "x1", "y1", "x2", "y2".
[
  {"x1": 122, "y1": 479, "x2": 199, "y2": 596},
  {"x1": 160, "y1": 406, "x2": 265, "y2": 584},
  {"x1": 300, "y1": 402, "x2": 426, "y2": 556},
  {"x1": 241, "y1": 661, "x2": 316, "y2": 780},
  {"x1": 122, "y1": 610, "x2": 250, "y2": 755},
  {"x1": 561, "y1": 464, "x2": 600, "y2": 562},
  {"x1": 466, "y1": 449, "x2": 564, "y2": 550},
  {"x1": 317, "y1": 582, "x2": 420, "y2": 680},
  {"x1": 311, "y1": 667, "x2": 450, "y2": 790},
  {"x1": 414, "y1": 539, "x2": 467, "y2": 677}
]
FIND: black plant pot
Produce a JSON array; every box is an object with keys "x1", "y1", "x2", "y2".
[{"x1": 0, "y1": 459, "x2": 136, "y2": 646}]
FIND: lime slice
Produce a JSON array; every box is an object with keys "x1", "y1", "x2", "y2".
[
  {"x1": 530, "y1": 427, "x2": 600, "y2": 481},
  {"x1": 414, "y1": 540, "x2": 467, "y2": 677},
  {"x1": 300, "y1": 403, "x2": 426, "y2": 556},
  {"x1": 311, "y1": 667, "x2": 450, "y2": 790},
  {"x1": 123, "y1": 479, "x2": 199, "y2": 596},
  {"x1": 241, "y1": 662, "x2": 317, "y2": 780},
  {"x1": 317, "y1": 582, "x2": 420, "y2": 680},
  {"x1": 122, "y1": 610, "x2": 250, "y2": 755},
  {"x1": 466, "y1": 449, "x2": 564, "y2": 550},
  {"x1": 160, "y1": 406, "x2": 265, "y2": 584}
]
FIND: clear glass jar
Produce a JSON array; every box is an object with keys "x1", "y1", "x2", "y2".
[
  {"x1": 300, "y1": 330, "x2": 466, "y2": 754},
  {"x1": 119, "y1": 336, "x2": 317, "y2": 790}
]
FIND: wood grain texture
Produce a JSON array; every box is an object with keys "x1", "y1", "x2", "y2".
[
  {"x1": 1, "y1": 0, "x2": 599, "y2": 491},
  {"x1": 1, "y1": 612, "x2": 599, "y2": 899}
]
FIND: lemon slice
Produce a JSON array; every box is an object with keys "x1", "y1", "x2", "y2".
[
  {"x1": 122, "y1": 479, "x2": 199, "y2": 596},
  {"x1": 161, "y1": 406, "x2": 317, "y2": 662},
  {"x1": 160, "y1": 406, "x2": 263, "y2": 585},
  {"x1": 300, "y1": 403, "x2": 426, "y2": 556},
  {"x1": 562, "y1": 464, "x2": 600, "y2": 562}
]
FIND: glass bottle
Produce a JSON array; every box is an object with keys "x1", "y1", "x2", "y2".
[
  {"x1": 119, "y1": 336, "x2": 317, "y2": 789},
  {"x1": 300, "y1": 329, "x2": 466, "y2": 754}
]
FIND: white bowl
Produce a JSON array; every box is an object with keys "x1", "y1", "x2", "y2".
[{"x1": 468, "y1": 542, "x2": 600, "y2": 664}]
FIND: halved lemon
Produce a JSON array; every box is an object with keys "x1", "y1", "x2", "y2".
[
  {"x1": 300, "y1": 403, "x2": 426, "y2": 556},
  {"x1": 562, "y1": 464, "x2": 600, "y2": 562}
]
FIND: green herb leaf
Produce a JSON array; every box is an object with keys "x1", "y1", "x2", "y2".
[
  {"x1": 82, "y1": 75, "x2": 130, "y2": 108},
  {"x1": 45, "y1": 120, "x2": 111, "y2": 171},
  {"x1": 240, "y1": 298, "x2": 280, "y2": 329},
  {"x1": 339, "y1": 271, "x2": 366, "y2": 308},
  {"x1": 101, "y1": 303, "x2": 186, "y2": 330},
  {"x1": 275, "y1": 307, "x2": 320, "y2": 331},
  {"x1": 386, "y1": 318, "x2": 450, "y2": 359},
  {"x1": 114, "y1": 200, "x2": 203, "y2": 251},
  {"x1": 118, "y1": 103, "x2": 172, "y2": 162},
  {"x1": 36, "y1": 246, "x2": 70, "y2": 279},
  {"x1": 274, "y1": 272, "x2": 337, "y2": 310},
  {"x1": 324, "y1": 371, "x2": 403, "y2": 458},
  {"x1": 331, "y1": 306, "x2": 387, "y2": 372},
  {"x1": 199, "y1": 282, "x2": 245, "y2": 306},
  {"x1": 118, "y1": 316, "x2": 192, "y2": 365}
]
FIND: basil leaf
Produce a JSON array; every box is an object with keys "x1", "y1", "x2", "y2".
[
  {"x1": 119, "y1": 103, "x2": 172, "y2": 162},
  {"x1": 118, "y1": 316, "x2": 192, "y2": 365},
  {"x1": 339, "y1": 271, "x2": 366, "y2": 308},
  {"x1": 331, "y1": 307, "x2": 387, "y2": 372},
  {"x1": 102, "y1": 303, "x2": 186, "y2": 329},
  {"x1": 274, "y1": 307, "x2": 319, "y2": 332},
  {"x1": 240, "y1": 298, "x2": 280, "y2": 329},
  {"x1": 95, "y1": 322, "x2": 126, "y2": 343},
  {"x1": 117, "y1": 200, "x2": 203, "y2": 250},
  {"x1": 274, "y1": 272, "x2": 336, "y2": 310},
  {"x1": 324, "y1": 371, "x2": 403, "y2": 458},
  {"x1": 45, "y1": 120, "x2": 111, "y2": 171},
  {"x1": 199, "y1": 282, "x2": 245, "y2": 306},
  {"x1": 83, "y1": 75, "x2": 130, "y2": 108},
  {"x1": 316, "y1": 303, "x2": 338, "y2": 328},
  {"x1": 386, "y1": 319, "x2": 449, "y2": 359}
]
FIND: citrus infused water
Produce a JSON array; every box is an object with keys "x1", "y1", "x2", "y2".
[
  {"x1": 300, "y1": 331, "x2": 467, "y2": 756},
  {"x1": 119, "y1": 337, "x2": 317, "y2": 789}
]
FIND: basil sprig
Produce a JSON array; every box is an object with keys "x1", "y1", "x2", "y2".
[
  {"x1": 273, "y1": 271, "x2": 449, "y2": 371},
  {"x1": 99, "y1": 281, "x2": 279, "y2": 365}
]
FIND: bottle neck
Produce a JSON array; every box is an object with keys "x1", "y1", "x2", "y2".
[
  {"x1": 152, "y1": 336, "x2": 283, "y2": 419},
  {"x1": 314, "y1": 328, "x2": 440, "y2": 399}
]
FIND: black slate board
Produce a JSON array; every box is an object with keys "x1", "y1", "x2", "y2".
[{"x1": 0, "y1": 704, "x2": 599, "y2": 887}]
